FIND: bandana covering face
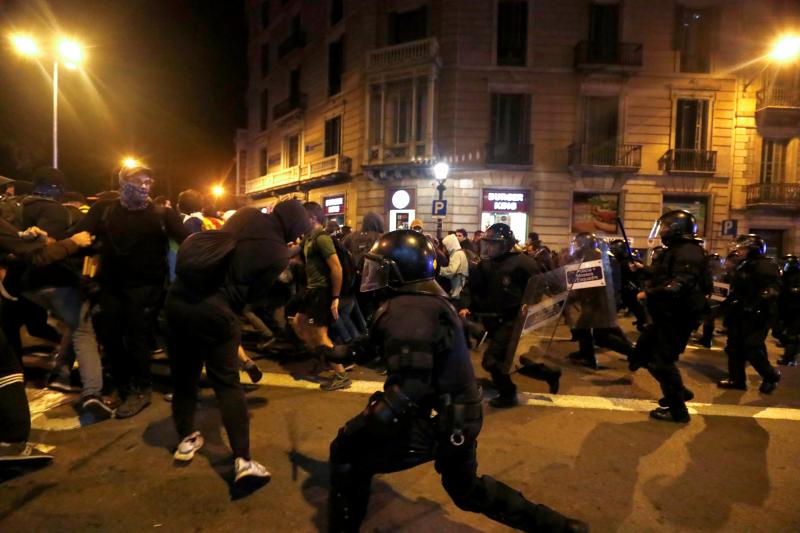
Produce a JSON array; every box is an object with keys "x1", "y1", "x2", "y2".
[{"x1": 119, "y1": 181, "x2": 151, "y2": 210}]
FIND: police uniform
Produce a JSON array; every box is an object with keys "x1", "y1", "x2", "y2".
[
  {"x1": 777, "y1": 255, "x2": 800, "y2": 366},
  {"x1": 636, "y1": 211, "x2": 709, "y2": 423},
  {"x1": 719, "y1": 236, "x2": 781, "y2": 392},
  {"x1": 328, "y1": 230, "x2": 586, "y2": 532}
]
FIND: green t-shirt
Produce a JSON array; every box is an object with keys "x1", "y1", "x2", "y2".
[{"x1": 303, "y1": 228, "x2": 336, "y2": 289}]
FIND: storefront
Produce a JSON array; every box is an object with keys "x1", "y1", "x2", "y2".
[
  {"x1": 481, "y1": 188, "x2": 530, "y2": 240},
  {"x1": 385, "y1": 187, "x2": 417, "y2": 231},
  {"x1": 323, "y1": 193, "x2": 346, "y2": 226}
]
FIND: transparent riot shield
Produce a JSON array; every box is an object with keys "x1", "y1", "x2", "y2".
[
  {"x1": 502, "y1": 244, "x2": 619, "y2": 373},
  {"x1": 709, "y1": 257, "x2": 729, "y2": 305}
]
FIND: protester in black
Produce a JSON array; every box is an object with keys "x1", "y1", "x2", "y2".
[
  {"x1": 71, "y1": 166, "x2": 189, "y2": 418},
  {"x1": 166, "y1": 200, "x2": 310, "y2": 485},
  {"x1": 326, "y1": 230, "x2": 588, "y2": 532}
]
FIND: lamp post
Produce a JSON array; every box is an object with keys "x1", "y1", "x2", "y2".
[
  {"x1": 433, "y1": 162, "x2": 449, "y2": 241},
  {"x1": 743, "y1": 33, "x2": 800, "y2": 91},
  {"x1": 9, "y1": 34, "x2": 85, "y2": 168}
]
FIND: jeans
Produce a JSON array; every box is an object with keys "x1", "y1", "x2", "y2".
[
  {"x1": 330, "y1": 297, "x2": 360, "y2": 344},
  {"x1": 23, "y1": 286, "x2": 103, "y2": 399}
]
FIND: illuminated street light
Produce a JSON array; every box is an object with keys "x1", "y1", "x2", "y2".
[
  {"x1": 769, "y1": 34, "x2": 800, "y2": 63},
  {"x1": 10, "y1": 34, "x2": 40, "y2": 57},
  {"x1": 433, "y1": 162, "x2": 450, "y2": 183},
  {"x1": 211, "y1": 185, "x2": 225, "y2": 198},
  {"x1": 8, "y1": 33, "x2": 86, "y2": 168},
  {"x1": 122, "y1": 157, "x2": 142, "y2": 169}
]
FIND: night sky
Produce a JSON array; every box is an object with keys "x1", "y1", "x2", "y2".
[{"x1": 0, "y1": 0, "x2": 247, "y2": 199}]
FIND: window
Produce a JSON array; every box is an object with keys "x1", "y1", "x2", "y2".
[
  {"x1": 331, "y1": 0, "x2": 344, "y2": 25},
  {"x1": 238, "y1": 150, "x2": 248, "y2": 184},
  {"x1": 325, "y1": 116, "x2": 342, "y2": 157},
  {"x1": 368, "y1": 78, "x2": 430, "y2": 160},
  {"x1": 259, "y1": 90, "x2": 269, "y2": 131},
  {"x1": 588, "y1": 2, "x2": 619, "y2": 63},
  {"x1": 489, "y1": 93, "x2": 531, "y2": 164},
  {"x1": 290, "y1": 68, "x2": 301, "y2": 100},
  {"x1": 388, "y1": 6, "x2": 427, "y2": 45},
  {"x1": 392, "y1": 96, "x2": 411, "y2": 144},
  {"x1": 585, "y1": 96, "x2": 618, "y2": 145},
  {"x1": 675, "y1": 99, "x2": 710, "y2": 150},
  {"x1": 260, "y1": 1, "x2": 270, "y2": 29},
  {"x1": 675, "y1": 6, "x2": 717, "y2": 73},
  {"x1": 285, "y1": 134, "x2": 300, "y2": 167},
  {"x1": 260, "y1": 43, "x2": 269, "y2": 76},
  {"x1": 497, "y1": 1, "x2": 527, "y2": 66},
  {"x1": 259, "y1": 147, "x2": 268, "y2": 176},
  {"x1": 328, "y1": 39, "x2": 344, "y2": 96},
  {"x1": 760, "y1": 139, "x2": 787, "y2": 184}
]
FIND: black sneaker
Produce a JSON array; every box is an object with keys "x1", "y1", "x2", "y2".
[
  {"x1": 0, "y1": 442, "x2": 53, "y2": 465},
  {"x1": 115, "y1": 390, "x2": 152, "y2": 418},
  {"x1": 320, "y1": 373, "x2": 351, "y2": 391},
  {"x1": 649, "y1": 407, "x2": 690, "y2": 423},
  {"x1": 545, "y1": 368, "x2": 562, "y2": 395},
  {"x1": 80, "y1": 395, "x2": 113, "y2": 422},
  {"x1": 243, "y1": 361, "x2": 263, "y2": 383}
]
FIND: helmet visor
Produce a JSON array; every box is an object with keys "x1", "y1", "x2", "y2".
[
  {"x1": 648, "y1": 219, "x2": 664, "y2": 242},
  {"x1": 360, "y1": 254, "x2": 390, "y2": 292}
]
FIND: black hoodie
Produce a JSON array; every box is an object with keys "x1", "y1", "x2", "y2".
[
  {"x1": 218, "y1": 200, "x2": 311, "y2": 311},
  {"x1": 343, "y1": 211, "x2": 385, "y2": 270}
]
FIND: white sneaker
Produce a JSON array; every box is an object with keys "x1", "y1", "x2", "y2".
[
  {"x1": 234, "y1": 457, "x2": 272, "y2": 484},
  {"x1": 173, "y1": 431, "x2": 204, "y2": 462}
]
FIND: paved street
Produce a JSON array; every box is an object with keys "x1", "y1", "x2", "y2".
[{"x1": 2, "y1": 321, "x2": 799, "y2": 532}]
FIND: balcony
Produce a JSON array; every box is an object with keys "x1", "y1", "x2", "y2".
[
  {"x1": 246, "y1": 155, "x2": 351, "y2": 195},
  {"x1": 568, "y1": 143, "x2": 642, "y2": 174},
  {"x1": 574, "y1": 41, "x2": 643, "y2": 72},
  {"x1": 366, "y1": 37, "x2": 439, "y2": 72},
  {"x1": 663, "y1": 149, "x2": 717, "y2": 175},
  {"x1": 277, "y1": 30, "x2": 307, "y2": 58},
  {"x1": 272, "y1": 93, "x2": 307, "y2": 122},
  {"x1": 485, "y1": 143, "x2": 533, "y2": 166},
  {"x1": 755, "y1": 87, "x2": 800, "y2": 138},
  {"x1": 745, "y1": 182, "x2": 800, "y2": 210}
]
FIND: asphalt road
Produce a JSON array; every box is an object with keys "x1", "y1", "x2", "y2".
[{"x1": 2, "y1": 319, "x2": 799, "y2": 532}]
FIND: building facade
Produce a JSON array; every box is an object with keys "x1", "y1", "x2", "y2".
[{"x1": 239, "y1": 0, "x2": 800, "y2": 256}]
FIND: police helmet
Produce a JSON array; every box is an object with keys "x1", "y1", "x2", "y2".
[
  {"x1": 649, "y1": 210, "x2": 697, "y2": 246},
  {"x1": 360, "y1": 229, "x2": 446, "y2": 296},
  {"x1": 782, "y1": 254, "x2": 799, "y2": 275},
  {"x1": 735, "y1": 234, "x2": 767, "y2": 259},
  {"x1": 608, "y1": 239, "x2": 631, "y2": 260},
  {"x1": 570, "y1": 232, "x2": 599, "y2": 258},
  {"x1": 481, "y1": 223, "x2": 516, "y2": 258}
]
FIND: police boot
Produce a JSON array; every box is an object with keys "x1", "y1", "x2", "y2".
[
  {"x1": 758, "y1": 370, "x2": 781, "y2": 395},
  {"x1": 649, "y1": 407, "x2": 690, "y2": 423},
  {"x1": 717, "y1": 379, "x2": 747, "y2": 391},
  {"x1": 489, "y1": 394, "x2": 519, "y2": 408}
]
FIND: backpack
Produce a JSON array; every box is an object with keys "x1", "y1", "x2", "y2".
[
  {"x1": 316, "y1": 233, "x2": 357, "y2": 296},
  {"x1": 175, "y1": 230, "x2": 237, "y2": 290}
]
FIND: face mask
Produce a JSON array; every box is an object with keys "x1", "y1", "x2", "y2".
[{"x1": 120, "y1": 181, "x2": 151, "y2": 210}]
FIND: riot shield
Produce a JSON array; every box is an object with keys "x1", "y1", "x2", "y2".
[
  {"x1": 709, "y1": 259, "x2": 730, "y2": 305},
  {"x1": 502, "y1": 246, "x2": 619, "y2": 373}
]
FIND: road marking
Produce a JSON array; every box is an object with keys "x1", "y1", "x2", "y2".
[{"x1": 254, "y1": 372, "x2": 800, "y2": 422}]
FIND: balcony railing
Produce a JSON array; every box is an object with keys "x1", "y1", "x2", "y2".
[
  {"x1": 273, "y1": 93, "x2": 307, "y2": 121},
  {"x1": 367, "y1": 37, "x2": 439, "y2": 71},
  {"x1": 568, "y1": 143, "x2": 642, "y2": 171},
  {"x1": 574, "y1": 41, "x2": 643, "y2": 69},
  {"x1": 278, "y1": 30, "x2": 307, "y2": 58},
  {"x1": 485, "y1": 143, "x2": 533, "y2": 166},
  {"x1": 756, "y1": 87, "x2": 800, "y2": 110},
  {"x1": 246, "y1": 155, "x2": 351, "y2": 194},
  {"x1": 664, "y1": 149, "x2": 717, "y2": 174},
  {"x1": 745, "y1": 182, "x2": 800, "y2": 208}
]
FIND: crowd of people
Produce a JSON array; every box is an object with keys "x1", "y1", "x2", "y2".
[{"x1": 1, "y1": 164, "x2": 797, "y2": 532}]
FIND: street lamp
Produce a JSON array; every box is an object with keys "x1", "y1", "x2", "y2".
[
  {"x1": 433, "y1": 162, "x2": 449, "y2": 240},
  {"x1": 9, "y1": 33, "x2": 85, "y2": 168},
  {"x1": 122, "y1": 157, "x2": 142, "y2": 169},
  {"x1": 769, "y1": 34, "x2": 800, "y2": 63},
  {"x1": 211, "y1": 185, "x2": 225, "y2": 198}
]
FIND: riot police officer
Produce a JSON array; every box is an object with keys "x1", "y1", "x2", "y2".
[
  {"x1": 327, "y1": 230, "x2": 588, "y2": 532},
  {"x1": 568, "y1": 233, "x2": 635, "y2": 369},
  {"x1": 777, "y1": 254, "x2": 800, "y2": 366},
  {"x1": 718, "y1": 235, "x2": 782, "y2": 393},
  {"x1": 609, "y1": 239, "x2": 647, "y2": 330},
  {"x1": 634, "y1": 210, "x2": 709, "y2": 423},
  {"x1": 468, "y1": 223, "x2": 561, "y2": 407}
]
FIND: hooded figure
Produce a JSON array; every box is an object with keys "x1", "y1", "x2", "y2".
[
  {"x1": 439, "y1": 233, "x2": 469, "y2": 299},
  {"x1": 343, "y1": 211, "x2": 385, "y2": 273}
]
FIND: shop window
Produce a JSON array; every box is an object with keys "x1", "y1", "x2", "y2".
[
  {"x1": 760, "y1": 139, "x2": 788, "y2": 184},
  {"x1": 388, "y1": 6, "x2": 427, "y2": 45},
  {"x1": 325, "y1": 116, "x2": 342, "y2": 157},
  {"x1": 497, "y1": 1, "x2": 527, "y2": 66},
  {"x1": 328, "y1": 38, "x2": 344, "y2": 96}
]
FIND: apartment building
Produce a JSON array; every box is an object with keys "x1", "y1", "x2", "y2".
[{"x1": 238, "y1": 0, "x2": 800, "y2": 256}]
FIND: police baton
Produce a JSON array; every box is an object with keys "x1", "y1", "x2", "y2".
[{"x1": 616, "y1": 216, "x2": 633, "y2": 257}]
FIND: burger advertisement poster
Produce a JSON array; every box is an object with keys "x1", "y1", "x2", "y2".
[
  {"x1": 571, "y1": 192, "x2": 620, "y2": 234},
  {"x1": 661, "y1": 195, "x2": 708, "y2": 236}
]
